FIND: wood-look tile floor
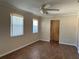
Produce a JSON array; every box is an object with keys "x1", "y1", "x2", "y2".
[{"x1": 0, "y1": 41, "x2": 79, "y2": 59}]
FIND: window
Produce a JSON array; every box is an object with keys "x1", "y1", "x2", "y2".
[
  {"x1": 33, "y1": 19, "x2": 38, "y2": 33},
  {"x1": 10, "y1": 13, "x2": 24, "y2": 37}
]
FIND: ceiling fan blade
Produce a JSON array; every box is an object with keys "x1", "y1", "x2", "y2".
[
  {"x1": 45, "y1": 9, "x2": 59, "y2": 11},
  {"x1": 40, "y1": 3, "x2": 59, "y2": 14},
  {"x1": 42, "y1": 3, "x2": 47, "y2": 8}
]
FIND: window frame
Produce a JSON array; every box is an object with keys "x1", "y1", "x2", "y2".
[
  {"x1": 32, "y1": 18, "x2": 38, "y2": 33},
  {"x1": 10, "y1": 13, "x2": 24, "y2": 37}
]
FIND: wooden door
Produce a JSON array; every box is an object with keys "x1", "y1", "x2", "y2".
[{"x1": 50, "y1": 20, "x2": 60, "y2": 44}]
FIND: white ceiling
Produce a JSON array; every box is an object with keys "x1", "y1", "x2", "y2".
[{"x1": 0, "y1": 0, "x2": 79, "y2": 16}]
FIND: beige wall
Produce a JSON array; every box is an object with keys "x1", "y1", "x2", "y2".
[
  {"x1": 40, "y1": 15, "x2": 78, "y2": 47},
  {"x1": 0, "y1": 3, "x2": 40, "y2": 57}
]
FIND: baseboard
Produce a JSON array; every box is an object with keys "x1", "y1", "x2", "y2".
[
  {"x1": 40, "y1": 39, "x2": 77, "y2": 47},
  {"x1": 59, "y1": 42, "x2": 77, "y2": 48},
  {"x1": 39, "y1": 39, "x2": 50, "y2": 42},
  {"x1": 0, "y1": 39, "x2": 39, "y2": 58}
]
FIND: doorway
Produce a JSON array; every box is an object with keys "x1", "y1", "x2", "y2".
[{"x1": 50, "y1": 20, "x2": 60, "y2": 44}]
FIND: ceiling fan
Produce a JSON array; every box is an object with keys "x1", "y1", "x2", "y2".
[{"x1": 40, "y1": 3, "x2": 59, "y2": 14}]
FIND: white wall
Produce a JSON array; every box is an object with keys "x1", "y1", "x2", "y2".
[
  {"x1": 40, "y1": 18, "x2": 50, "y2": 41},
  {"x1": 77, "y1": 16, "x2": 79, "y2": 49},
  {"x1": 40, "y1": 15, "x2": 78, "y2": 47},
  {"x1": 59, "y1": 15, "x2": 78, "y2": 47}
]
